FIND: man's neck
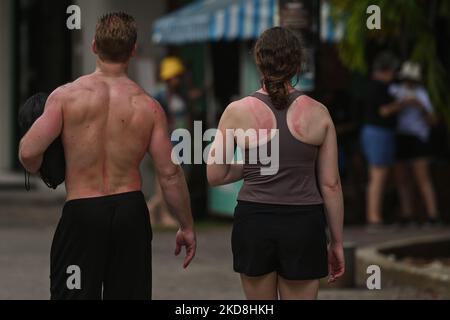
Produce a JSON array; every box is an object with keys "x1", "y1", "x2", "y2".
[{"x1": 95, "y1": 58, "x2": 129, "y2": 77}]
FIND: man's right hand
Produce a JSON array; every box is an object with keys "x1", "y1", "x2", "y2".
[{"x1": 175, "y1": 228, "x2": 197, "y2": 269}]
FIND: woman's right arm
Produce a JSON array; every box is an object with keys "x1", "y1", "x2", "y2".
[
  {"x1": 207, "y1": 103, "x2": 244, "y2": 186},
  {"x1": 317, "y1": 112, "x2": 345, "y2": 283}
]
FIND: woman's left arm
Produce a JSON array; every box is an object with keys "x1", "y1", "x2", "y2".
[{"x1": 207, "y1": 103, "x2": 244, "y2": 186}]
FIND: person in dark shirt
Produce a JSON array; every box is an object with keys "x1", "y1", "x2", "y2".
[
  {"x1": 364, "y1": 80, "x2": 397, "y2": 129},
  {"x1": 361, "y1": 52, "x2": 412, "y2": 229}
]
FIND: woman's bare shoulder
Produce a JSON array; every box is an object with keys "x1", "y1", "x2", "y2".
[
  {"x1": 296, "y1": 95, "x2": 329, "y2": 114},
  {"x1": 288, "y1": 95, "x2": 332, "y2": 145},
  {"x1": 225, "y1": 96, "x2": 276, "y2": 131},
  {"x1": 290, "y1": 95, "x2": 331, "y2": 124},
  {"x1": 226, "y1": 96, "x2": 256, "y2": 111},
  {"x1": 222, "y1": 96, "x2": 260, "y2": 122}
]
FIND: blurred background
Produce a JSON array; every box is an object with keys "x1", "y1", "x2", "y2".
[{"x1": 0, "y1": 0, "x2": 450, "y2": 300}]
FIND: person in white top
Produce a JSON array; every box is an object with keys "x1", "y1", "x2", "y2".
[{"x1": 390, "y1": 61, "x2": 440, "y2": 226}]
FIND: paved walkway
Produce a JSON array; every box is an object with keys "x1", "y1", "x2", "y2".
[{"x1": 0, "y1": 188, "x2": 448, "y2": 300}]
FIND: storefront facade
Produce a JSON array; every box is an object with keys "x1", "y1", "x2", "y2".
[
  {"x1": 153, "y1": 0, "x2": 279, "y2": 216},
  {"x1": 0, "y1": 0, "x2": 13, "y2": 173}
]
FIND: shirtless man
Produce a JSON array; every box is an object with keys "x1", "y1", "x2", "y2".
[{"x1": 19, "y1": 12, "x2": 196, "y2": 300}]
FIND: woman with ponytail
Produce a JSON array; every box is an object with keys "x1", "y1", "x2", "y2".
[{"x1": 207, "y1": 27, "x2": 345, "y2": 300}]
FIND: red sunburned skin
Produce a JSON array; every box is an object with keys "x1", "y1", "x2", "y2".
[
  {"x1": 233, "y1": 96, "x2": 277, "y2": 148},
  {"x1": 228, "y1": 93, "x2": 328, "y2": 149},
  {"x1": 250, "y1": 98, "x2": 275, "y2": 128},
  {"x1": 287, "y1": 95, "x2": 328, "y2": 146}
]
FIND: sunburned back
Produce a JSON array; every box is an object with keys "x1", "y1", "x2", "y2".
[
  {"x1": 231, "y1": 90, "x2": 330, "y2": 205},
  {"x1": 61, "y1": 74, "x2": 154, "y2": 200},
  {"x1": 232, "y1": 91, "x2": 329, "y2": 149}
]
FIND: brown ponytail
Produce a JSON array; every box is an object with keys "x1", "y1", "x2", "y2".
[
  {"x1": 254, "y1": 27, "x2": 303, "y2": 110},
  {"x1": 263, "y1": 78, "x2": 290, "y2": 111}
]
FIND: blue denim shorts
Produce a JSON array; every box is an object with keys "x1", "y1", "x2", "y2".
[{"x1": 361, "y1": 125, "x2": 396, "y2": 166}]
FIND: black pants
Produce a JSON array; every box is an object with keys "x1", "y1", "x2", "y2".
[{"x1": 50, "y1": 191, "x2": 152, "y2": 300}]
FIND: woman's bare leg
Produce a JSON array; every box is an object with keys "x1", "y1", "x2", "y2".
[
  {"x1": 394, "y1": 162, "x2": 414, "y2": 218},
  {"x1": 366, "y1": 166, "x2": 390, "y2": 224},
  {"x1": 412, "y1": 158, "x2": 438, "y2": 219},
  {"x1": 278, "y1": 276, "x2": 320, "y2": 300},
  {"x1": 240, "y1": 272, "x2": 278, "y2": 300}
]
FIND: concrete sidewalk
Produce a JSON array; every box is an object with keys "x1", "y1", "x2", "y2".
[{"x1": 0, "y1": 188, "x2": 448, "y2": 300}]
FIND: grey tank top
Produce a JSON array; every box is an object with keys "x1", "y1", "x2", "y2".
[{"x1": 237, "y1": 91, "x2": 324, "y2": 205}]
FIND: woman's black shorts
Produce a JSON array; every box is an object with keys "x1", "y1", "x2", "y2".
[
  {"x1": 396, "y1": 134, "x2": 431, "y2": 161},
  {"x1": 232, "y1": 201, "x2": 329, "y2": 280}
]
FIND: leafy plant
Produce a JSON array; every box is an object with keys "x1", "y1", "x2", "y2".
[{"x1": 330, "y1": 0, "x2": 450, "y2": 125}]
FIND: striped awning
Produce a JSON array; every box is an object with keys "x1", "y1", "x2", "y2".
[{"x1": 152, "y1": 0, "x2": 278, "y2": 45}]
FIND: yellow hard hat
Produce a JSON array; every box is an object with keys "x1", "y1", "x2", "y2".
[{"x1": 160, "y1": 57, "x2": 185, "y2": 81}]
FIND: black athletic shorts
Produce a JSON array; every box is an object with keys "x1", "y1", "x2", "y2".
[
  {"x1": 397, "y1": 134, "x2": 431, "y2": 161},
  {"x1": 232, "y1": 201, "x2": 329, "y2": 280},
  {"x1": 50, "y1": 191, "x2": 152, "y2": 300}
]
